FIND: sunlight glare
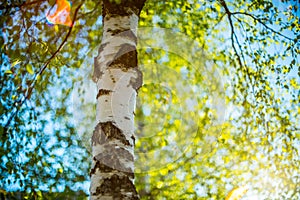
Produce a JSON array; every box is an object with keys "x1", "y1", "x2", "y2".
[{"x1": 225, "y1": 185, "x2": 248, "y2": 200}]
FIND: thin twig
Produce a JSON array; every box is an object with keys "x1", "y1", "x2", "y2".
[{"x1": 231, "y1": 11, "x2": 294, "y2": 41}]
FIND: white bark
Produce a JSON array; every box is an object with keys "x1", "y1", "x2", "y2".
[{"x1": 90, "y1": 1, "x2": 145, "y2": 199}]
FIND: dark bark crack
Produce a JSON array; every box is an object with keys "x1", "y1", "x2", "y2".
[{"x1": 131, "y1": 135, "x2": 135, "y2": 145}]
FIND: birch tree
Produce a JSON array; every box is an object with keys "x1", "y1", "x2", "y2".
[{"x1": 89, "y1": 0, "x2": 146, "y2": 199}]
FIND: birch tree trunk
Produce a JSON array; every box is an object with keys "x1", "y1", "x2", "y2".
[{"x1": 90, "y1": 0, "x2": 146, "y2": 199}]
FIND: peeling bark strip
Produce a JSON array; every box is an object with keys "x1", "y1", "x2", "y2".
[
  {"x1": 90, "y1": 0, "x2": 147, "y2": 199},
  {"x1": 92, "y1": 122, "x2": 130, "y2": 146}
]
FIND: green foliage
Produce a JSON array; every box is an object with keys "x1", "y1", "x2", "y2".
[
  {"x1": 135, "y1": 0, "x2": 299, "y2": 199},
  {"x1": 0, "y1": 0, "x2": 101, "y2": 198},
  {"x1": 0, "y1": 0, "x2": 299, "y2": 199}
]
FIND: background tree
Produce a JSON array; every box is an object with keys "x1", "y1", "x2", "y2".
[{"x1": 0, "y1": 0, "x2": 299, "y2": 199}]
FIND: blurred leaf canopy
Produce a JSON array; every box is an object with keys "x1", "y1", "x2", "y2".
[{"x1": 0, "y1": 0, "x2": 299, "y2": 199}]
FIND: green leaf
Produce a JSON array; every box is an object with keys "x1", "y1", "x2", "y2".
[
  {"x1": 48, "y1": 0, "x2": 56, "y2": 6},
  {"x1": 26, "y1": 64, "x2": 34, "y2": 74},
  {"x1": 11, "y1": 60, "x2": 21, "y2": 67},
  {"x1": 37, "y1": 191, "x2": 42, "y2": 197},
  {"x1": 4, "y1": 70, "x2": 13, "y2": 74},
  {"x1": 291, "y1": 59, "x2": 295, "y2": 66}
]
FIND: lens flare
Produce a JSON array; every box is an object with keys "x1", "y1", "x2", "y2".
[
  {"x1": 225, "y1": 185, "x2": 248, "y2": 200},
  {"x1": 46, "y1": 0, "x2": 72, "y2": 27}
]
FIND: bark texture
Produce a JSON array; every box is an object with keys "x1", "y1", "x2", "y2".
[{"x1": 90, "y1": 1, "x2": 146, "y2": 199}]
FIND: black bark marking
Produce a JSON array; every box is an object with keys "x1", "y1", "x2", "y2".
[
  {"x1": 109, "y1": 44, "x2": 137, "y2": 70},
  {"x1": 96, "y1": 89, "x2": 112, "y2": 99},
  {"x1": 124, "y1": 116, "x2": 130, "y2": 120},
  {"x1": 94, "y1": 174, "x2": 138, "y2": 199},
  {"x1": 129, "y1": 68, "x2": 143, "y2": 90},
  {"x1": 109, "y1": 74, "x2": 116, "y2": 83},
  {"x1": 103, "y1": 0, "x2": 146, "y2": 17},
  {"x1": 107, "y1": 28, "x2": 130, "y2": 36},
  {"x1": 90, "y1": 159, "x2": 114, "y2": 176},
  {"x1": 92, "y1": 122, "x2": 131, "y2": 146}
]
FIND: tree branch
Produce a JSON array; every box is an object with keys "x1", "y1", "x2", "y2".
[
  {"x1": 218, "y1": 0, "x2": 246, "y2": 72},
  {"x1": 218, "y1": 0, "x2": 256, "y2": 103},
  {"x1": 231, "y1": 11, "x2": 294, "y2": 41},
  {"x1": 4, "y1": 3, "x2": 83, "y2": 132},
  {"x1": 0, "y1": 0, "x2": 45, "y2": 10}
]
